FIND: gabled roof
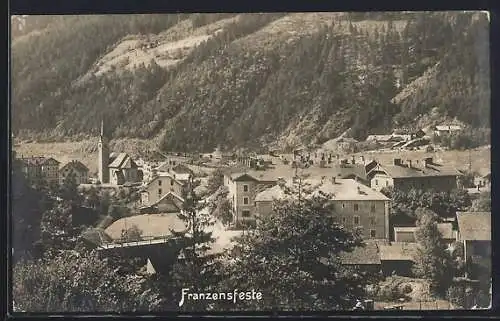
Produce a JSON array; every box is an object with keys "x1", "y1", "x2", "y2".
[
  {"x1": 109, "y1": 153, "x2": 138, "y2": 169},
  {"x1": 456, "y1": 212, "x2": 491, "y2": 241},
  {"x1": 145, "y1": 172, "x2": 184, "y2": 188},
  {"x1": 60, "y1": 160, "x2": 89, "y2": 173},
  {"x1": 379, "y1": 242, "x2": 419, "y2": 261},
  {"x1": 153, "y1": 191, "x2": 185, "y2": 207},
  {"x1": 340, "y1": 242, "x2": 381, "y2": 265}
]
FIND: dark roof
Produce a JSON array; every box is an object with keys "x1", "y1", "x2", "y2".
[
  {"x1": 375, "y1": 164, "x2": 461, "y2": 178},
  {"x1": 340, "y1": 242, "x2": 381, "y2": 265},
  {"x1": 457, "y1": 212, "x2": 491, "y2": 241},
  {"x1": 60, "y1": 160, "x2": 89, "y2": 173}
]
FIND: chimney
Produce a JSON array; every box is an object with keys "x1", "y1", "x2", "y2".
[{"x1": 393, "y1": 158, "x2": 402, "y2": 166}]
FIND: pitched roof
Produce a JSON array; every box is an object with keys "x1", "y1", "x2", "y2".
[
  {"x1": 60, "y1": 160, "x2": 89, "y2": 173},
  {"x1": 379, "y1": 242, "x2": 419, "y2": 261},
  {"x1": 108, "y1": 153, "x2": 137, "y2": 169},
  {"x1": 255, "y1": 185, "x2": 286, "y2": 202},
  {"x1": 154, "y1": 191, "x2": 185, "y2": 206},
  {"x1": 456, "y1": 212, "x2": 491, "y2": 241},
  {"x1": 374, "y1": 163, "x2": 461, "y2": 178},
  {"x1": 145, "y1": 172, "x2": 184, "y2": 188},
  {"x1": 366, "y1": 135, "x2": 393, "y2": 142},
  {"x1": 340, "y1": 242, "x2": 381, "y2": 265}
]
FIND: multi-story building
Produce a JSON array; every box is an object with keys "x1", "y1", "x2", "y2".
[
  {"x1": 368, "y1": 157, "x2": 462, "y2": 192},
  {"x1": 140, "y1": 172, "x2": 188, "y2": 209},
  {"x1": 254, "y1": 177, "x2": 391, "y2": 240},
  {"x1": 224, "y1": 171, "x2": 277, "y2": 226},
  {"x1": 59, "y1": 160, "x2": 89, "y2": 185},
  {"x1": 19, "y1": 156, "x2": 60, "y2": 184}
]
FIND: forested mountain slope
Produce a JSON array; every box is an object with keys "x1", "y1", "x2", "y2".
[{"x1": 11, "y1": 12, "x2": 490, "y2": 152}]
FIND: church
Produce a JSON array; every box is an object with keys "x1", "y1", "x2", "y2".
[{"x1": 98, "y1": 120, "x2": 141, "y2": 185}]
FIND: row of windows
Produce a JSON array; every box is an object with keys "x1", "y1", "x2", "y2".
[
  {"x1": 340, "y1": 203, "x2": 377, "y2": 212},
  {"x1": 158, "y1": 180, "x2": 175, "y2": 186},
  {"x1": 336, "y1": 216, "x2": 377, "y2": 225}
]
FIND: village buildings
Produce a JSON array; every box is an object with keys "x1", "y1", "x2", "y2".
[
  {"x1": 18, "y1": 156, "x2": 60, "y2": 184},
  {"x1": 255, "y1": 177, "x2": 391, "y2": 240},
  {"x1": 97, "y1": 121, "x2": 142, "y2": 186},
  {"x1": 368, "y1": 157, "x2": 462, "y2": 192},
  {"x1": 224, "y1": 171, "x2": 278, "y2": 226},
  {"x1": 140, "y1": 172, "x2": 189, "y2": 211},
  {"x1": 59, "y1": 160, "x2": 89, "y2": 185}
]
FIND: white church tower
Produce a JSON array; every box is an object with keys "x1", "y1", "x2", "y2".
[{"x1": 98, "y1": 119, "x2": 110, "y2": 184}]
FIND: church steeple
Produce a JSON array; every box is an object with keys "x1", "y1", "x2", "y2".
[{"x1": 98, "y1": 118, "x2": 110, "y2": 183}]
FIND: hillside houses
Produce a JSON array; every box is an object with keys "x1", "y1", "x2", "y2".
[{"x1": 368, "y1": 157, "x2": 462, "y2": 192}]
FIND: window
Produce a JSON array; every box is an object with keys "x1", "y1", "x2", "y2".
[
  {"x1": 354, "y1": 216, "x2": 360, "y2": 225},
  {"x1": 342, "y1": 203, "x2": 345, "y2": 208},
  {"x1": 375, "y1": 179, "x2": 379, "y2": 186},
  {"x1": 242, "y1": 210, "x2": 251, "y2": 217},
  {"x1": 158, "y1": 188, "x2": 162, "y2": 196},
  {"x1": 170, "y1": 180, "x2": 174, "y2": 186},
  {"x1": 370, "y1": 216, "x2": 376, "y2": 225},
  {"x1": 371, "y1": 204, "x2": 376, "y2": 213},
  {"x1": 385, "y1": 181, "x2": 389, "y2": 187},
  {"x1": 158, "y1": 180, "x2": 162, "y2": 186},
  {"x1": 354, "y1": 204, "x2": 359, "y2": 211},
  {"x1": 342, "y1": 217, "x2": 347, "y2": 224},
  {"x1": 243, "y1": 184, "x2": 249, "y2": 192},
  {"x1": 370, "y1": 229, "x2": 377, "y2": 238},
  {"x1": 243, "y1": 197, "x2": 249, "y2": 205}
]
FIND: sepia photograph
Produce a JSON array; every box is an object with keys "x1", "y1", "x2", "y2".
[{"x1": 10, "y1": 11, "x2": 491, "y2": 313}]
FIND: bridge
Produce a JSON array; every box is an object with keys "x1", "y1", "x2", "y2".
[{"x1": 97, "y1": 235, "x2": 184, "y2": 274}]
